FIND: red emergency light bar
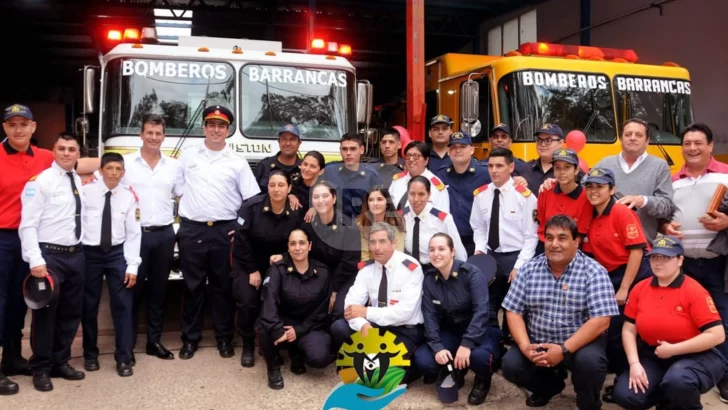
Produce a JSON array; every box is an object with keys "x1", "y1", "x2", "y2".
[
  {"x1": 518, "y1": 42, "x2": 639, "y2": 63},
  {"x1": 310, "y1": 38, "x2": 352, "y2": 57}
]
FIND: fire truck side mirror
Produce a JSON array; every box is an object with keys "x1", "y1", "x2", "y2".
[
  {"x1": 83, "y1": 66, "x2": 97, "y2": 115},
  {"x1": 460, "y1": 79, "x2": 479, "y2": 125},
  {"x1": 356, "y1": 81, "x2": 373, "y2": 124}
]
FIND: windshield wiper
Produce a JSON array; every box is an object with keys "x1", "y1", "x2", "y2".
[
  {"x1": 171, "y1": 76, "x2": 212, "y2": 159},
  {"x1": 265, "y1": 80, "x2": 285, "y2": 133}
]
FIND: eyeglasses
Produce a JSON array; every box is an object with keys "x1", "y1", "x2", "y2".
[
  {"x1": 536, "y1": 138, "x2": 563, "y2": 146},
  {"x1": 649, "y1": 255, "x2": 677, "y2": 263},
  {"x1": 405, "y1": 153, "x2": 423, "y2": 160}
]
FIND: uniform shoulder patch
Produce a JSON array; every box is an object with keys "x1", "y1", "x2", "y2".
[
  {"x1": 402, "y1": 259, "x2": 419, "y2": 271},
  {"x1": 473, "y1": 184, "x2": 488, "y2": 196},
  {"x1": 82, "y1": 175, "x2": 96, "y2": 186},
  {"x1": 358, "y1": 259, "x2": 375, "y2": 270},
  {"x1": 399, "y1": 206, "x2": 411, "y2": 216},
  {"x1": 430, "y1": 176, "x2": 445, "y2": 191},
  {"x1": 514, "y1": 184, "x2": 532, "y2": 197},
  {"x1": 392, "y1": 170, "x2": 408, "y2": 181},
  {"x1": 429, "y1": 207, "x2": 448, "y2": 221}
]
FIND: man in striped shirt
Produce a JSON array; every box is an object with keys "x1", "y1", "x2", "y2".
[{"x1": 662, "y1": 122, "x2": 728, "y2": 401}]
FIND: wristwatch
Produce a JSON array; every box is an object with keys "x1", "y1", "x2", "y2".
[{"x1": 560, "y1": 343, "x2": 571, "y2": 361}]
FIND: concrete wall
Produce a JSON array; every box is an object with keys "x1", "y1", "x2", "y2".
[{"x1": 478, "y1": 0, "x2": 728, "y2": 152}]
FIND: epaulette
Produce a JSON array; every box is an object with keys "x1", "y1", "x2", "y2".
[
  {"x1": 401, "y1": 258, "x2": 419, "y2": 271},
  {"x1": 127, "y1": 185, "x2": 139, "y2": 202},
  {"x1": 514, "y1": 184, "x2": 532, "y2": 197},
  {"x1": 392, "y1": 170, "x2": 407, "y2": 181},
  {"x1": 430, "y1": 176, "x2": 445, "y2": 191},
  {"x1": 82, "y1": 175, "x2": 96, "y2": 186},
  {"x1": 473, "y1": 184, "x2": 488, "y2": 196},
  {"x1": 429, "y1": 207, "x2": 448, "y2": 221},
  {"x1": 399, "y1": 206, "x2": 411, "y2": 216},
  {"x1": 358, "y1": 259, "x2": 375, "y2": 270}
]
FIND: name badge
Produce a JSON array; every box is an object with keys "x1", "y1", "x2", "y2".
[
  {"x1": 390, "y1": 300, "x2": 399, "y2": 305},
  {"x1": 432, "y1": 300, "x2": 441, "y2": 305}
]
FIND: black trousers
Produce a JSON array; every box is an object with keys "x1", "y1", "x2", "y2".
[
  {"x1": 82, "y1": 245, "x2": 133, "y2": 364},
  {"x1": 232, "y1": 273, "x2": 259, "y2": 343},
  {"x1": 488, "y1": 250, "x2": 519, "y2": 340},
  {"x1": 133, "y1": 225, "x2": 175, "y2": 346},
  {"x1": 258, "y1": 327, "x2": 333, "y2": 368},
  {"x1": 178, "y1": 219, "x2": 236, "y2": 344},
  {"x1": 330, "y1": 276, "x2": 356, "y2": 321},
  {"x1": 502, "y1": 335, "x2": 608, "y2": 410},
  {"x1": 29, "y1": 245, "x2": 85, "y2": 373},
  {"x1": 0, "y1": 230, "x2": 28, "y2": 347}
]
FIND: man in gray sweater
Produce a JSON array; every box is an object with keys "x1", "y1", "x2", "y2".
[{"x1": 593, "y1": 118, "x2": 674, "y2": 241}]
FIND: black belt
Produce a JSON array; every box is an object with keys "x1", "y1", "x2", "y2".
[
  {"x1": 84, "y1": 244, "x2": 123, "y2": 252},
  {"x1": 142, "y1": 224, "x2": 173, "y2": 233},
  {"x1": 492, "y1": 250, "x2": 520, "y2": 256},
  {"x1": 180, "y1": 217, "x2": 235, "y2": 227},
  {"x1": 40, "y1": 243, "x2": 83, "y2": 254}
]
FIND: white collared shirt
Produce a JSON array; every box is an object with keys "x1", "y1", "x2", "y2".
[
  {"x1": 19, "y1": 162, "x2": 85, "y2": 268},
  {"x1": 344, "y1": 250, "x2": 424, "y2": 331},
  {"x1": 618, "y1": 151, "x2": 648, "y2": 174},
  {"x1": 121, "y1": 150, "x2": 184, "y2": 227},
  {"x1": 402, "y1": 203, "x2": 467, "y2": 265},
  {"x1": 470, "y1": 178, "x2": 538, "y2": 269},
  {"x1": 178, "y1": 144, "x2": 260, "y2": 222},
  {"x1": 388, "y1": 168, "x2": 450, "y2": 213},
  {"x1": 81, "y1": 179, "x2": 142, "y2": 275}
]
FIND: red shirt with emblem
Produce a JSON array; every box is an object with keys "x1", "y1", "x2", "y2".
[
  {"x1": 625, "y1": 274, "x2": 722, "y2": 346},
  {"x1": 0, "y1": 141, "x2": 54, "y2": 229},
  {"x1": 583, "y1": 199, "x2": 647, "y2": 272},
  {"x1": 537, "y1": 184, "x2": 593, "y2": 242}
]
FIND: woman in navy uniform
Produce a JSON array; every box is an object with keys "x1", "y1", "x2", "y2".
[
  {"x1": 412, "y1": 233, "x2": 502, "y2": 405},
  {"x1": 357, "y1": 186, "x2": 406, "y2": 260},
  {"x1": 258, "y1": 229, "x2": 333, "y2": 390},
  {"x1": 288, "y1": 150, "x2": 325, "y2": 215},
  {"x1": 613, "y1": 235, "x2": 726, "y2": 410},
  {"x1": 232, "y1": 171, "x2": 304, "y2": 368}
]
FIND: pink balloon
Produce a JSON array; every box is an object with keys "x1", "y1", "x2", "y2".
[
  {"x1": 393, "y1": 126, "x2": 411, "y2": 158},
  {"x1": 578, "y1": 157, "x2": 589, "y2": 174},
  {"x1": 565, "y1": 130, "x2": 587, "y2": 153}
]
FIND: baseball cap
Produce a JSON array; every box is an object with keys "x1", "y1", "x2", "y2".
[
  {"x1": 4, "y1": 104, "x2": 33, "y2": 121},
  {"x1": 647, "y1": 235, "x2": 684, "y2": 257},
  {"x1": 550, "y1": 148, "x2": 579, "y2": 165},
  {"x1": 490, "y1": 123, "x2": 511, "y2": 136},
  {"x1": 430, "y1": 114, "x2": 453, "y2": 127},
  {"x1": 277, "y1": 124, "x2": 301, "y2": 139},
  {"x1": 203, "y1": 105, "x2": 234, "y2": 124},
  {"x1": 436, "y1": 364, "x2": 459, "y2": 403},
  {"x1": 534, "y1": 123, "x2": 564, "y2": 139},
  {"x1": 23, "y1": 270, "x2": 60, "y2": 310},
  {"x1": 448, "y1": 131, "x2": 472, "y2": 147},
  {"x1": 583, "y1": 167, "x2": 616, "y2": 185}
]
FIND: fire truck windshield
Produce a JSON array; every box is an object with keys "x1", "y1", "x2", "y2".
[
  {"x1": 240, "y1": 64, "x2": 355, "y2": 141},
  {"x1": 104, "y1": 58, "x2": 236, "y2": 138},
  {"x1": 498, "y1": 70, "x2": 617, "y2": 143}
]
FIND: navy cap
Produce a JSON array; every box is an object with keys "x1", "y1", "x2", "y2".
[
  {"x1": 23, "y1": 270, "x2": 60, "y2": 310},
  {"x1": 436, "y1": 365, "x2": 459, "y2": 404},
  {"x1": 448, "y1": 131, "x2": 472, "y2": 147},
  {"x1": 490, "y1": 123, "x2": 511, "y2": 136},
  {"x1": 551, "y1": 148, "x2": 579, "y2": 165},
  {"x1": 430, "y1": 114, "x2": 453, "y2": 127},
  {"x1": 534, "y1": 123, "x2": 564, "y2": 139},
  {"x1": 203, "y1": 105, "x2": 234, "y2": 124},
  {"x1": 647, "y1": 235, "x2": 684, "y2": 257},
  {"x1": 4, "y1": 104, "x2": 33, "y2": 121},
  {"x1": 466, "y1": 254, "x2": 497, "y2": 285},
  {"x1": 277, "y1": 124, "x2": 301, "y2": 139},
  {"x1": 583, "y1": 167, "x2": 616, "y2": 185}
]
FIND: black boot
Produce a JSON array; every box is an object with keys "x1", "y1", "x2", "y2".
[
  {"x1": 289, "y1": 348, "x2": 306, "y2": 375},
  {"x1": 467, "y1": 375, "x2": 491, "y2": 405},
  {"x1": 241, "y1": 338, "x2": 255, "y2": 368},
  {"x1": 266, "y1": 360, "x2": 284, "y2": 390},
  {"x1": 1, "y1": 338, "x2": 31, "y2": 376},
  {"x1": 0, "y1": 371, "x2": 19, "y2": 396}
]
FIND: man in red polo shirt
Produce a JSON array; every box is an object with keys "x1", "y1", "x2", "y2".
[{"x1": 0, "y1": 104, "x2": 54, "y2": 395}]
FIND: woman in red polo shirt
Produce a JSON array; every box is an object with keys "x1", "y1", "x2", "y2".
[
  {"x1": 582, "y1": 167, "x2": 652, "y2": 402},
  {"x1": 535, "y1": 148, "x2": 592, "y2": 255},
  {"x1": 613, "y1": 235, "x2": 726, "y2": 410}
]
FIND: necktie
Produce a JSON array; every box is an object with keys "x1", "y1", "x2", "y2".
[
  {"x1": 488, "y1": 188, "x2": 500, "y2": 252},
  {"x1": 67, "y1": 172, "x2": 82, "y2": 240},
  {"x1": 412, "y1": 216, "x2": 421, "y2": 262},
  {"x1": 378, "y1": 266, "x2": 388, "y2": 307},
  {"x1": 101, "y1": 191, "x2": 112, "y2": 252}
]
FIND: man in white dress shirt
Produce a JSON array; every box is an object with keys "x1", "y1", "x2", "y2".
[
  {"x1": 177, "y1": 105, "x2": 260, "y2": 360},
  {"x1": 19, "y1": 134, "x2": 87, "y2": 392},
  {"x1": 80, "y1": 153, "x2": 141, "y2": 378},
  {"x1": 330, "y1": 222, "x2": 425, "y2": 362},
  {"x1": 122, "y1": 114, "x2": 183, "y2": 361}
]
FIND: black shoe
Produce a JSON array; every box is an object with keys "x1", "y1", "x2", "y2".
[
  {"x1": 718, "y1": 377, "x2": 728, "y2": 403},
  {"x1": 467, "y1": 376, "x2": 491, "y2": 405},
  {"x1": 179, "y1": 342, "x2": 198, "y2": 360},
  {"x1": 218, "y1": 340, "x2": 234, "y2": 358},
  {"x1": 290, "y1": 352, "x2": 306, "y2": 375},
  {"x1": 50, "y1": 364, "x2": 85, "y2": 380},
  {"x1": 116, "y1": 362, "x2": 133, "y2": 377},
  {"x1": 0, "y1": 372, "x2": 19, "y2": 396},
  {"x1": 84, "y1": 359, "x2": 100, "y2": 372},
  {"x1": 526, "y1": 392, "x2": 556, "y2": 407},
  {"x1": 130, "y1": 352, "x2": 136, "y2": 367},
  {"x1": 267, "y1": 363, "x2": 284, "y2": 390},
  {"x1": 1, "y1": 338, "x2": 32, "y2": 376},
  {"x1": 146, "y1": 342, "x2": 174, "y2": 360},
  {"x1": 602, "y1": 384, "x2": 615, "y2": 403},
  {"x1": 241, "y1": 346, "x2": 255, "y2": 368},
  {"x1": 33, "y1": 372, "x2": 53, "y2": 392},
  {"x1": 423, "y1": 374, "x2": 436, "y2": 384}
]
